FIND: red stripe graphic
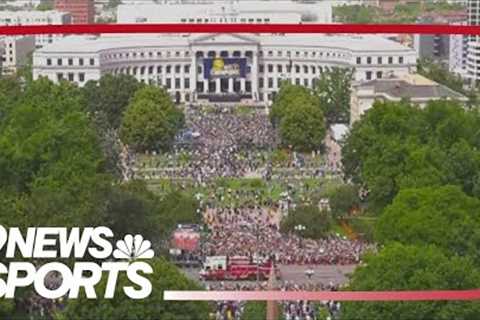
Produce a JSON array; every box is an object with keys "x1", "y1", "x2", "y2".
[
  {"x1": 0, "y1": 24, "x2": 479, "y2": 35},
  {"x1": 164, "y1": 290, "x2": 480, "y2": 301}
]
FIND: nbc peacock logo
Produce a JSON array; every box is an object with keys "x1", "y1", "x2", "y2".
[
  {"x1": 0, "y1": 226, "x2": 154, "y2": 299},
  {"x1": 113, "y1": 234, "x2": 155, "y2": 261}
]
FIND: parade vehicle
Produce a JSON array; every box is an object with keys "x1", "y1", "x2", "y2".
[
  {"x1": 169, "y1": 224, "x2": 202, "y2": 268},
  {"x1": 199, "y1": 255, "x2": 279, "y2": 281}
]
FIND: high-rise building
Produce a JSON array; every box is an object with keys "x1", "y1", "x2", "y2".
[
  {"x1": 54, "y1": 0, "x2": 94, "y2": 24},
  {"x1": 467, "y1": 0, "x2": 480, "y2": 83}
]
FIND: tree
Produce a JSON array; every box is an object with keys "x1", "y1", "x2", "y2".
[
  {"x1": 328, "y1": 184, "x2": 360, "y2": 219},
  {"x1": 55, "y1": 258, "x2": 210, "y2": 320},
  {"x1": 270, "y1": 83, "x2": 317, "y2": 126},
  {"x1": 0, "y1": 300, "x2": 14, "y2": 319},
  {"x1": 333, "y1": 5, "x2": 377, "y2": 24},
  {"x1": 280, "y1": 205, "x2": 331, "y2": 239},
  {"x1": 0, "y1": 78, "x2": 104, "y2": 193},
  {"x1": 376, "y1": 185, "x2": 480, "y2": 263},
  {"x1": 0, "y1": 78, "x2": 111, "y2": 229},
  {"x1": 36, "y1": 1, "x2": 53, "y2": 11},
  {"x1": 120, "y1": 86, "x2": 184, "y2": 152},
  {"x1": 270, "y1": 83, "x2": 326, "y2": 152},
  {"x1": 101, "y1": 181, "x2": 200, "y2": 243},
  {"x1": 0, "y1": 76, "x2": 22, "y2": 130},
  {"x1": 341, "y1": 99, "x2": 480, "y2": 210},
  {"x1": 279, "y1": 103, "x2": 326, "y2": 152},
  {"x1": 242, "y1": 302, "x2": 266, "y2": 320},
  {"x1": 342, "y1": 243, "x2": 480, "y2": 320},
  {"x1": 83, "y1": 74, "x2": 143, "y2": 129},
  {"x1": 417, "y1": 58, "x2": 466, "y2": 94},
  {"x1": 314, "y1": 67, "x2": 354, "y2": 124}
]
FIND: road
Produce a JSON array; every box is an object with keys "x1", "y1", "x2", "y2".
[{"x1": 181, "y1": 264, "x2": 357, "y2": 287}]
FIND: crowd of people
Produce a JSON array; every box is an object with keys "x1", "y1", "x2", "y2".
[
  {"x1": 209, "y1": 281, "x2": 342, "y2": 320},
  {"x1": 202, "y1": 206, "x2": 374, "y2": 265},
  {"x1": 133, "y1": 107, "x2": 277, "y2": 185}
]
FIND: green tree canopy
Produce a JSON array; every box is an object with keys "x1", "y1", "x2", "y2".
[
  {"x1": 418, "y1": 58, "x2": 467, "y2": 95},
  {"x1": 55, "y1": 258, "x2": 210, "y2": 320},
  {"x1": 0, "y1": 78, "x2": 109, "y2": 228},
  {"x1": 0, "y1": 78, "x2": 103, "y2": 191},
  {"x1": 270, "y1": 83, "x2": 326, "y2": 152},
  {"x1": 280, "y1": 205, "x2": 331, "y2": 239},
  {"x1": 342, "y1": 99, "x2": 480, "y2": 210},
  {"x1": 83, "y1": 74, "x2": 143, "y2": 129},
  {"x1": 270, "y1": 83, "x2": 316, "y2": 125},
  {"x1": 314, "y1": 67, "x2": 354, "y2": 124},
  {"x1": 328, "y1": 184, "x2": 360, "y2": 219},
  {"x1": 333, "y1": 5, "x2": 377, "y2": 24},
  {"x1": 120, "y1": 86, "x2": 184, "y2": 152},
  {"x1": 0, "y1": 76, "x2": 22, "y2": 130},
  {"x1": 342, "y1": 243, "x2": 480, "y2": 320},
  {"x1": 376, "y1": 185, "x2": 480, "y2": 262},
  {"x1": 279, "y1": 102, "x2": 326, "y2": 152},
  {"x1": 101, "y1": 181, "x2": 200, "y2": 243}
]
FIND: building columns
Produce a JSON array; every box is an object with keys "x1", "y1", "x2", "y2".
[
  {"x1": 191, "y1": 52, "x2": 197, "y2": 101},
  {"x1": 203, "y1": 79, "x2": 209, "y2": 93},
  {"x1": 252, "y1": 51, "x2": 259, "y2": 100}
]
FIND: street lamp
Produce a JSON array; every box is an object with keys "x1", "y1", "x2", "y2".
[
  {"x1": 294, "y1": 224, "x2": 306, "y2": 249},
  {"x1": 294, "y1": 224, "x2": 306, "y2": 233}
]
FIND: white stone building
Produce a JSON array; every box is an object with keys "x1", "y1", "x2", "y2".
[
  {"x1": 350, "y1": 74, "x2": 468, "y2": 124},
  {"x1": 33, "y1": 33, "x2": 417, "y2": 105},
  {"x1": 117, "y1": 0, "x2": 333, "y2": 24}
]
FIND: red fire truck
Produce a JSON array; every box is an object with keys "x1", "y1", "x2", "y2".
[{"x1": 199, "y1": 256, "x2": 279, "y2": 281}]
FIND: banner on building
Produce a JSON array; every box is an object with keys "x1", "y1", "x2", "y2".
[{"x1": 203, "y1": 57, "x2": 247, "y2": 79}]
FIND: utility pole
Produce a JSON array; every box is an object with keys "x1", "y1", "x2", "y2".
[{"x1": 266, "y1": 264, "x2": 279, "y2": 320}]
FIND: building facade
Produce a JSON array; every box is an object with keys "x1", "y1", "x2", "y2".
[
  {"x1": 350, "y1": 74, "x2": 468, "y2": 124},
  {"x1": 33, "y1": 33, "x2": 417, "y2": 105},
  {"x1": 55, "y1": 0, "x2": 94, "y2": 24},
  {"x1": 467, "y1": 0, "x2": 480, "y2": 82},
  {"x1": 1, "y1": 36, "x2": 36, "y2": 75},
  {"x1": 0, "y1": 11, "x2": 71, "y2": 48},
  {"x1": 414, "y1": 15, "x2": 469, "y2": 78},
  {"x1": 117, "y1": 0, "x2": 332, "y2": 24},
  {"x1": 449, "y1": 22, "x2": 469, "y2": 77}
]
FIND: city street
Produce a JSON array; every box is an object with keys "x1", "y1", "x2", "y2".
[{"x1": 182, "y1": 264, "x2": 357, "y2": 287}]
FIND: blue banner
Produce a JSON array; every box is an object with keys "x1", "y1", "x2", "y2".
[{"x1": 203, "y1": 57, "x2": 247, "y2": 79}]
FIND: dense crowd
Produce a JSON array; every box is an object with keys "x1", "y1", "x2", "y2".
[
  {"x1": 202, "y1": 206, "x2": 374, "y2": 265},
  {"x1": 132, "y1": 106, "x2": 343, "y2": 187},
  {"x1": 210, "y1": 282, "x2": 342, "y2": 320},
  {"x1": 133, "y1": 107, "x2": 277, "y2": 184}
]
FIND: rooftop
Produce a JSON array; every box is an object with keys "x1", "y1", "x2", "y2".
[
  {"x1": 36, "y1": 34, "x2": 414, "y2": 54},
  {"x1": 0, "y1": 10, "x2": 68, "y2": 18},
  {"x1": 358, "y1": 74, "x2": 467, "y2": 101}
]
